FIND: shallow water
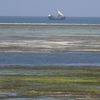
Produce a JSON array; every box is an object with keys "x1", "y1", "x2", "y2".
[
  {"x1": 0, "y1": 52, "x2": 100, "y2": 66},
  {"x1": 0, "y1": 24, "x2": 100, "y2": 52},
  {"x1": 0, "y1": 18, "x2": 100, "y2": 66}
]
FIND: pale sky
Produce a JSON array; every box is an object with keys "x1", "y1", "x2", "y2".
[{"x1": 0, "y1": 0, "x2": 100, "y2": 17}]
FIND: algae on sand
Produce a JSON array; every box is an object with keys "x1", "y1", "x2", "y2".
[{"x1": 0, "y1": 66, "x2": 100, "y2": 99}]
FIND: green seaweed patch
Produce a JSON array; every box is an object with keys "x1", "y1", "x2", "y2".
[{"x1": 0, "y1": 66, "x2": 100, "y2": 98}]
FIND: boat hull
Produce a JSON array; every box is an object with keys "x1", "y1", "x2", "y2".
[{"x1": 48, "y1": 16, "x2": 66, "y2": 20}]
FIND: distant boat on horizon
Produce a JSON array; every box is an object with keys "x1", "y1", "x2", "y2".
[{"x1": 48, "y1": 10, "x2": 66, "y2": 20}]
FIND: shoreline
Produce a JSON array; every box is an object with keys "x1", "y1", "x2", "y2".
[{"x1": 0, "y1": 23, "x2": 100, "y2": 26}]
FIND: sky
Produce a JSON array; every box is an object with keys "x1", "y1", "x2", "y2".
[{"x1": 0, "y1": 0, "x2": 100, "y2": 17}]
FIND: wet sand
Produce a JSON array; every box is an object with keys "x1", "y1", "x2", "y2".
[
  {"x1": 0, "y1": 36, "x2": 100, "y2": 52},
  {"x1": 0, "y1": 24, "x2": 100, "y2": 52}
]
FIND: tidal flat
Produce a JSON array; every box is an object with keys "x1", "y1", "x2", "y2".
[
  {"x1": 0, "y1": 66, "x2": 100, "y2": 100},
  {"x1": 1, "y1": 24, "x2": 100, "y2": 52}
]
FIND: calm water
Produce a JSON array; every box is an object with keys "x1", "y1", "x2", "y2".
[
  {"x1": 0, "y1": 17, "x2": 100, "y2": 100},
  {"x1": 0, "y1": 17, "x2": 100, "y2": 65},
  {"x1": 0, "y1": 52, "x2": 100, "y2": 66},
  {"x1": 0, "y1": 16, "x2": 100, "y2": 24}
]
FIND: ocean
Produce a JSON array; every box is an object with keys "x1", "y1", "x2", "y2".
[
  {"x1": 0, "y1": 16, "x2": 100, "y2": 24},
  {"x1": 0, "y1": 16, "x2": 100, "y2": 66}
]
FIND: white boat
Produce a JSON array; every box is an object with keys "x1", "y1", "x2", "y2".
[{"x1": 48, "y1": 10, "x2": 66, "y2": 20}]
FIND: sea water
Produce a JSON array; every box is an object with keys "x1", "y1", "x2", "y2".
[
  {"x1": 0, "y1": 17, "x2": 100, "y2": 65},
  {"x1": 0, "y1": 17, "x2": 100, "y2": 100},
  {"x1": 0, "y1": 16, "x2": 100, "y2": 24},
  {"x1": 0, "y1": 52, "x2": 100, "y2": 66}
]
